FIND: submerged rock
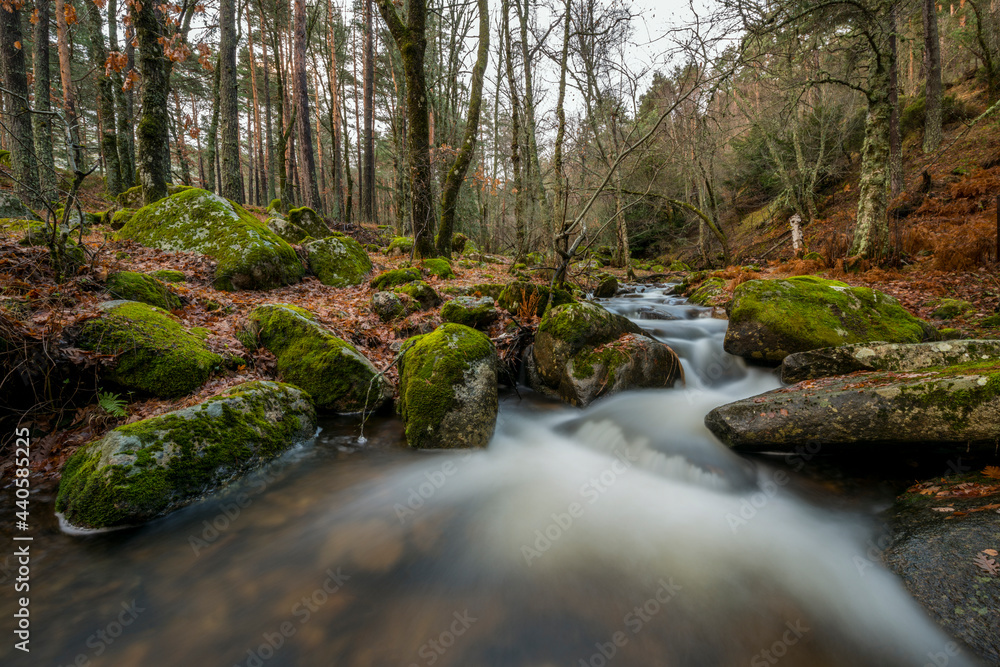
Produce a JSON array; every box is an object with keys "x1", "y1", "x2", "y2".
[
  {"x1": 781, "y1": 340, "x2": 1000, "y2": 383},
  {"x1": 241, "y1": 304, "x2": 390, "y2": 412},
  {"x1": 531, "y1": 301, "x2": 682, "y2": 406},
  {"x1": 105, "y1": 271, "x2": 182, "y2": 311},
  {"x1": 77, "y1": 301, "x2": 222, "y2": 397},
  {"x1": 440, "y1": 296, "x2": 498, "y2": 329},
  {"x1": 304, "y1": 234, "x2": 372, "y2": 287},
  {"x1": 117, "y1": 188, "x2": 304, "y2": 291},
  {"x1": 55, "y1": 381, "x2": 316, "y2": 529},
  {"x1": 705, "y1": 361, "x2": 1000, "y2": 452},
  {"x1": 398, "y1": 323, "x2": 498, "y2": 448},
  {"x1": 724, "y1": 276, "x2": 937, "y2": 364},
  {"x1": 883, "y1": 474, "x2": 1000, "y2": 664}
]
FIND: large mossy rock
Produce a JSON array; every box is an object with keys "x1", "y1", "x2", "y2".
[
  {"x1": 77, "y1": 301, "x2": 222, "y2": 397},
  {"x1": 440, "y1": 296, "x2": 498, "y2": 329},
  {"x1": 116, "y1": 188, "x2": 304, "y2": 291},
  {"x1": 55, "y1": 381, "x2": 316, "y2": 529},
  {"x1": 0, "y1": 191, "x2": 41, "y2": 220},
  {"x1": 267, "y1": 206, "x2": 330, "y2": 243},
  {"x1": 305, "y1": 234, "x2": 372, "y2": 287},
  {"x1": 781, "y1": 340, "x2": 1000, "y2": 383},
  {"x1": 420, "y1": 257, "x2": 455, "y2": 279},
  {"x1": 705, "y1": 360, "x2": 1000, "y2": 452},
  {"x1": 105, "y1": 271, "x2": 182, "y2": 311},
  {"x1": 531, "y1": 301, "x2": 682, "y2": 406},
  {"x1": 882, "y1": 474, "x2": 1000, "y2": 664},
  {"x1": 394, "y1": 280, "x2": 440, "y2": 310},
  {"x1": 497, "y1": 280, "x2": 574, "y2": 317},
  {"x1": 398, "y1": 323, "x2": 498, "y2": 449},
  {"x1": 724, "y1": 276, "x2": 937, "y2": 364},
  {"x1": 241, "y1": 304, "x2": 390, "y2": 412},
  {"x1": 386, "y1": 236, "x2": 413, "y2": 256},
  {"x1": 371, "y1": 268, "x2": 422, "y2": 290}
]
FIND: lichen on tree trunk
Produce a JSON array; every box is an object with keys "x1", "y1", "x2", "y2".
[
  {"x1": 850, "y1": 88, "x2": 892, "y2": 259},
  {"x1": 134, "y1": 0, "x2": 170, "y2": 205}
]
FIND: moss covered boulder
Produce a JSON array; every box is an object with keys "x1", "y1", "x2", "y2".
[
  {"x1": 55, "y1": 381, "x2": 317, "y2": 529},
  {"x1": 781, "y1": 340, "x2": 1000, "y2": 383},
  {"x1": 242, "y1": 304, "x2": 390, "y2": 412},
  {"x1": 687, "y1": 277, "x2": 726, "y2": 306},
  {"x1": 724, "y1": 276, "x2": 937, "y2": 364},
  {"x1": 77, "y1": 301, "x2": 223, "y2": 397},
  {"x1": 398, "y1": 324, "x2": 498, "y2": 448},
  {"x1": 705, "y1": 360, "x2": 1000, "y2": 452},
  {"x1": 371, "y1": 267, "x2": 422, "y2": 290},
  {"x1": 930, "y1": 298, "x2": 976, "y2": 320},
  {"x1": 268, "y1": 206, "x2": 330, "y2": 244},
  {"x1": 304, "y1": 234, "x2": 372, "y2": 287},
  {"x1": 371, "y1": 291, "x2": 414, "y2": 322},
  {"x1": 497, "y1": 281, "x2": 574, "y2": 317},
  {"x1": 466, "y1": 283, "x2": 505, "y2": 300},
  {"x1": 109, "y1": 208, "x2": 137, "y2": 230},
  {"x1": 594, "y1": 276, "x2": 619, "y2": 298},
  {"x1": 530, "y1": 301, "x2": 682, "y2": 406},
  {"x1": 440, "y1": 296, "x2": 498, "y2": 329},
  {"x1": 420, "y1": 257, "x2": 455, "y2": 279},
  {"x1": 1, "y1": 219, "x2": 86, "y2": 266},
  {"x1": 394, "y1": 281, "x2": 440, "y2": 310},
  {"x1": 116, "y1": 188, "x2": 304, "y2": 291},
  {"x1": 106, "y1": 272, "x2": 182, "y2": 311},
  {"x1": 148, "y1": 269, "x2": 185, "y2": 283},
  {"x1": 0, "y1": 191, "x2": 40, "y2": 220},
  {"x1": 386, "y1": 236, "x2": 413, "y2": 256}
]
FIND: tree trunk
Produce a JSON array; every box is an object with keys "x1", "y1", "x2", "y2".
[
  {"x1": 889, "y1": 5, "x2": 903, "y2": 196},
  {"x1": 362, "y1": 0, "x2": 375, "y2": 222},
  {"x1": 31, "y1": 0, "x2": 57, "y2": 201},
  {"x1": 260, "y1": 1, "x2": 275, "y2": 204},
  {"x1": 436, "y1": 0, "x2": 488, "y2": 258},
  {"x1": 294, "y1": 0, "x2": 321, "y2": 209},
  {"x1": 54, "y1": 0, "x2": 82, "y2": 170},
  {"x1": 219, "y1": 0, "x2": 242, "y2": 202},
  {"x1": 83, "y1": 0, "x2": 122, "y2": 197},
  {"x1": 108, "y1": 0, "x2": 133, "y2": 189},
  {"x1": 327, "y1": 0, "x2": 343, "y2": 219},
  {"x1": 133, "y1": 0, "x2": 170, "y2": 205},
  {"x1": 0, "y1": 4, "x2": 40, "y2": 205},
  {"x1": 376, "y1": 0, "x2": 435, "y2": 257},
  {"x1": 205, "y1": 56, "x2": 221, "y2": 193},
  {"x1": 502, "y1": 0, "x2": 526, "y2": 264},
  {"x1": 922, "y1": 0, "x2": 942, "y2": 153},
  {"x1": 551, "y1": 0, "x2": 570, "y2": 262},
  {"x1": 850, "y1": 89, "x2": 892, "y2": 259}
]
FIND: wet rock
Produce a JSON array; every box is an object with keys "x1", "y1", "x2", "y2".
[
  {"x1": 781, "y1": 340, "x2": 1000, "y2": 383},
  {"x1": 883, "y1": 475, "x2": 1000, "y2": 664},
  {"x1": 440, "y1": 296, "x2": 498, "y2": 329},
  {"x1": 55, "y1": 381, "x2": 317, "y2": 529},
  {"x1": 240, "y1": 304, "x2": 391, "y2": 413},
  {"x1": 724, "y1": 276, "x2": 937, "y2": 364},
  {"x1": 398, "y1": 323, "x2": 498, "y2": 448},
  {"x1": 705, "y1": 361, "x2": 1000, "y2": 452},
  {"x1": 594, "y1": 276, "x2": 619, "y2": 298},
  {"x1": 531, "y1": 301, "x2": 682, "y2": 407}
]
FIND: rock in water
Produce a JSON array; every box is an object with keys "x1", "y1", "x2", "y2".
[
  {"x1": 240, "y1": 304, "x2": 390, "y2": 413},
  {"x1": 705, "y1": 361, "x2": 1000, "y2": 452},
  {"x1": 724, "y1": 275, "x2": 936, "y2": 364},
  {"x1": 116, "y1": 188, "x2": 303, "y2": 291},
  {"x1": 530, "y1": 301, "x2": 682, "y2": 406},
  {"x1": 398, "y1": 323, "x2": 498, "y2": 448},
  {"x1": 55, "y1": 381, "x2": 316, "y2": 529},
  {"x1": 305, "y1": 234, "x2": 373, "y2": 287},
  {"x1": 77, "y1": 301, "x2": 222, "y2": 397},
  {"x1": 593, "y1": 276, "x2": 618, "y2": 298},
  {"x1": 781, "y1": 340, "x2": 1000, "y2": 383}
]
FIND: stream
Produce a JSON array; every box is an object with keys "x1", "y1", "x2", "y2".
[{"x1": 0, "y1": 286, "x2": 981, "y2": 666}]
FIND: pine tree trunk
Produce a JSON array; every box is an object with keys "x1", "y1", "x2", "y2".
[
  {"x1": 219, "y1": 0, "x2": 242, "y2": 202},
  {"x1": 0, "y1": 5, "x2": 40, "y2": 205},
  {"x1": 922, "y1": 0, "x2": 942, "y2": 153},
  {"x1": 31, "y1": 0, "x2": 57, "y2": 201},
  {"x1": 551, "y1": 0, "x2": 570, "y2": 260},
  {"x1": 260, "y1": 2, "x2": 275, "y2": 203},
  {"x1": 327, "y1": 0, "x2": 342, "y2": 219},
  {"x1": 133, "y1": 0, "x2": 170, "y2": 204},
  {"x1": 83, "y1": 0, "x2": 122, "y2": 196},
  {"x1": 108, "y1": 0, "x2": 133, "y2": 188},
  {"x1": 205, "y1": 56, "x2": 221, "y2": 193},
  {"x1": 362, "y1": 0, "x2": 375, "y2": 222},
  {"x1": 54, "y1": 0, "x2": 82, "y2": 170},
  {"x1": 294, "y1": 0, "x2": 321, "y2": 209}
]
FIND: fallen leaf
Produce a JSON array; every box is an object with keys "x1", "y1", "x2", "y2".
[
  {"x1": 983, "y1": 466, "x2": 1000, "y2": 479},
  {"x1": 983, "y1": 549, "x2": 998, "y2": 557},
  {"x1": 931, "y1": 507, "x2": 956, "y2": 512},
  {"x1": 973, "y1": 552, "x2": 998, "y2": 576}
]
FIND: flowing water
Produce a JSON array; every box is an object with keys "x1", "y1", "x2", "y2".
[{"x1": 0, "y1": 286, "x2": 981, "y2": 667}]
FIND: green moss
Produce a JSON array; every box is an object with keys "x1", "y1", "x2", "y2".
[
  {"x1": 394, "y1": 281, "x2": 440, "y2": 310},
  {"x1": 467, "y1": 283, "x2": 505, "y2": 300},
  {"x1": 931, "y1": 298, "x2": 975, "y2": 320},
  {"x1": 116, "y1": 188, "x2": 304, "y2": 291},
  {"x1": 982, "y1": 314, "x2": 1000, "y2": 328},
  {"x1": 55, "y1": 380, "x2": 315, "y2": 528},
  {"x1": 420, "y1": 257, "x2": 456, "y2": 279},
  {"x1": 247, "y1": 305, "x2": 388, "y2": 412},
  {"x1": 397, "y1": 324, "x2": 494, "y2": 448},
  {"x1": 267, "y1": 198, "x2": 283, "y2": 214},
  {"x1": 497, "y1": 281, "x2": 575, "y2": 317},
  {"x1": 117, "y1": 185, "x2": 143, "y2": 208},
  {"x1": 371, "y1": 267, "x2": 422, "y2": 290},
  {"x1": 897, "y1": 360, "x2": 1000, "y2": 429},
  {"x1": 148, "y1": 269, "x2": 185, "y2": 283},
  {"x1": 688, "y1": 277, "x2": 726, "y2": 306},
  {"x1": 285, "y1": 207, "x2": 329, "y2": 239},
  {"x1": 109, "y1": 208, "x2": 137, "y2": 230},
  {"x1": 727, "y1": 276, "x2": 936, "y2": 362},
  {"x1": 387, "y1": 236, "x2": 414, "y2": 255},
  {"x1": 77, "y1": 301, "x2": 223, "y2": 397},
  {"x1": 538, "y1": 301, "x2": 635, "y2": 349},
  {"x1": 440, "y1": 297, "x2": 497, "y2": 329},
  {"x1": 452, "y1": 233, "x2": 468, "y2": 254},
  {"x1": 105, "y1": 272, "x2": 181, "y2": 310},
  {"x1": 305, "y1": 234, "x2": 372, "y2": 287}
]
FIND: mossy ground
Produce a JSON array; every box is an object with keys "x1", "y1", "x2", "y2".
[
  {"x1": 387, "y1": 236, "x2": 414, "y2": 255},
  {"x1": 77, "y1": 301, "x2": 222, "y2": 397},
  {"x1": 397, "y1": 323, "x2": 494, "y2": 448},
  {"x1": 55, "y1": 380, "x2": 315, "y2": 528}
]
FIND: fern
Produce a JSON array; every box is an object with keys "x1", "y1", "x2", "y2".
[{"x1": 97, "y1": 391, "x2": 128, "y2": 418}]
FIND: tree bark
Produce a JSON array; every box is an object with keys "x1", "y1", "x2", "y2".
[
  {"x1": 108, "y1": 0, "x2": 134, "y2": 188},
  {"x1": 922, "y1": 0, "x2": 942, "y2": 153},
  {"x1": 219, "y1": 0, "x2": 242, "y2": 202},
  {"x1": 54, "y1": 0, "x2": 82, "y2": 170},
  {"x1": 133, "y1": 0, "x2": 170, "y2": 205},
  {"x1": 436, "y1": 0, "x2": 489, "y2": 257},
  {"x1": 362, "y1": 0, "x2": 375, "y2": 222},
  {"x1": 376, "y1": 0, "x2": 435, "y2": 257},
  {"x1": 83, "y1": 0, "x2": 122, "y2": 196},
  {"x1": 294, "y1": 0, "x2": 321, "y2": 209},
  {"x1": 0, "y1": 4, "x2": 40, "y2": 205},
  {"x1": 850, "y1": 87, "x2": 892, "y2": 259},
  {"x1": 31, "y1": 0, "x2": 57, "y2": 201}
]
